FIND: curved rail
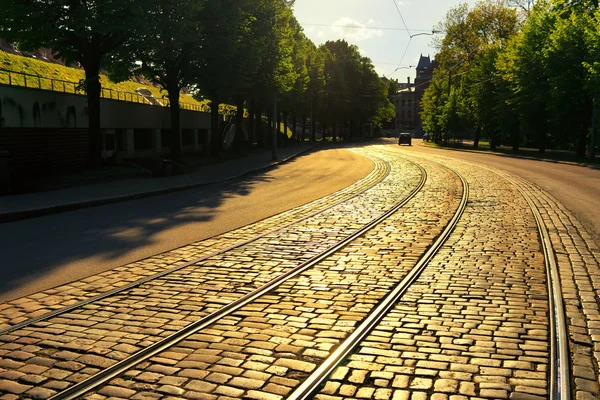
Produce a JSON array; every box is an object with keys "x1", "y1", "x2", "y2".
[
  {"x1": 494, "y1": 171, "x2": 571, "y2": 400},
  {"x1": 287, "y1": 166, "x2": 469, "y2": 400},
  {"x1": 47, "y1": 162, "x2": 428, "y2": 400},
  {"x1": 0, "y1": 157, "x2": 393, "y2": 335},
  {"x1": 389, "y1": 151, "x2": 570, "y2": 400}
]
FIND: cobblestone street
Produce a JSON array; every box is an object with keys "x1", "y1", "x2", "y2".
[{"x1": 0, "y1": 144, "x2": 598, "y2": 400}]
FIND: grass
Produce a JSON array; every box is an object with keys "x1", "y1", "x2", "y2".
[
  {"x1": 0, "y1": 51, "x2": 242, "y2": 113},
  {"x1": 424, "y1": 139, "x2": 600, "y2": 167}
]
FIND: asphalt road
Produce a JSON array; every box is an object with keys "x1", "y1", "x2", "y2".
[
  {"x1": 391, "y1": 138, "x2": 600, "y2": 245},
  {"x1": 3, "y1": 140, "x2": 598, "y2": 303},
  {"x1": 0, "y1": 148, "x2": 373, "y2": 302}
]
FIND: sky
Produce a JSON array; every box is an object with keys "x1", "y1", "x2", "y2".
[{"x1": 293, "y1": 0, "x2": 476, "y2": 82}]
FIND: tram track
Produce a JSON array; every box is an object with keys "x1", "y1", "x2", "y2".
[
  {"x1": 1, "y1": 149, "x2": 452, "y2": 400},
  {"x1": 287, "y1": 168, "x2": 469, "y2": 400},
  {"x1": 44, "y1": 159, "x2": 430, "y2": 400},
  {"x1": 1, "y1": 147, "x2": 574, "y2": 400},
  {"x1": 378, "y1": 149, "x2": 570, "y2": 400},
  {"x1": 416, "y1": 152, "x2": 570, "y2": 399},
  {"x1": 36, "y1": 157, "x2": 469, "y2": 400},
  {"x1": 0, "y1": 155, "x2": 394, "y2": 335},
  {"x1": 489, "y1": 168, "x2": 571, "y2": 400}
]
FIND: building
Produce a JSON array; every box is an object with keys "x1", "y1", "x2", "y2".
[
  {"x1": 414, "y1": 55, "x2": 437, "y2": 137},
  {"x1": 395, "y1": 78, "x2": 415, "y2": 132},
  {"x1": 393, "y1": 55, "x2": 437, "y2": 138}
]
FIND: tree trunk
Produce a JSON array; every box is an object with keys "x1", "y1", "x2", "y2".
[
  {"x1": 590, "y1": 88, "x2": 598, "y2": 159},
  {"x1": 84, "y1": 62, "x2": 102, "y2": 168},
  {"x1": 167, "y1": 81, "x2": 182, "y2": 160},
  {"x1": 512, "y1": 129, "x2": 519, "y2": 151},
  {"x1": 538, "y1": 130, "x2": 546, "y2": 154},
  {"x1": 291, "y1": 112, "x2": 297, "y2": 143},
  {"x1": 473, "y1": 127, "x2": 481, "y2": 149},
  {"x1": 283, "y1": 112, "x2": 289, "y2": 148},
  {"x1": 248, "y1": 102, "x2": 256, "y2": 146},
  {"x1": 210, "y1": 96, "x2": 221, "y2": 156},
  {"x1": 276, "y1": 112, "x2": 282, "y2": 146},
  {"x1": 310, "y1": 102, "x2": 316, "y2": 142},
  {"x1": 234, "y1": 96, "x2": 245, "y2": 150},
  {"x1": 256, "y1": 107, "x2": 264, "y2": 147},
  {"x1": 322, "y1": 121, "x2": 327, "y2": 141},
  {"x1": 332, "y1": 120, "x2": 337, "y2": 143},
  {"x1": 267, "y1": 112, "x2": 272, "y2": 146},
  {"x1": 302, "y1": 115, "x2": 307, "y2": 141},
  {"x1": 577, "y1": 126, "x2": 587, "y2": 158}
]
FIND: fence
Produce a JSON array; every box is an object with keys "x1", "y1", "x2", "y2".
[{"x1": 0, "y1": 68, "x2": 203, "y2": 111}]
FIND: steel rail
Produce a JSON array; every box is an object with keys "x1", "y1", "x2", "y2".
[
  {"x1": 0, "y1": 158, "x2": 393, "y2": 336},
  {"x1": 494, "y1": 172, "x2": 571, "y2": 400},
  {"x1": 390, "y1": 152, "x2": 570, "y2": 399},
  {"x1": 47, "y1": 162, "x2": 428, "y2": 400},
  {"x1": 287, "y1": 167, "x2": 469, "y2": 400},
  {"x1": 394, "y1": 151, "x2": 570, "y2": 400}
]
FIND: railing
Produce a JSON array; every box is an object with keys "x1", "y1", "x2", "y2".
[
  {"x1": 163, "y1": 98, "x2": 210, "y2": 113},
  {"x1": 101, "y1": 87, "x2": 147, "y2": 104},
  {"x1": 0, "y1": 68, "x2": 82, "y2": 94},
  {"x1": 0, "y1": 68, "x2": 205, "y2": 112}
]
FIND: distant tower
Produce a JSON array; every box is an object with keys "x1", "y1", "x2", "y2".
[{"x1": 414, "y1": 54, "x2": 437, "y2": 137}]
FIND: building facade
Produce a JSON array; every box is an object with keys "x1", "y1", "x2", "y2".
[{"x1": 393, "y1": 55, "x2": 437, "y2": 138}]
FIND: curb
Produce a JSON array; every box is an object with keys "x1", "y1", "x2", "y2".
[
  {"x1": 421, "y1": 142, "x2": 599, "y2": 169},
  {"x1": 0, "y1": 144, "x2": 319, "y2": 224}
]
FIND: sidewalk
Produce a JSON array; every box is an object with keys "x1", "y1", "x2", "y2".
[{"x1": 0, "y1": 143, "x2": 317, "y2": 223}]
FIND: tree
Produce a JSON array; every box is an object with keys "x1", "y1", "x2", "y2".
[
  {"x1": 0, "y1": 0, "x2": 146, "y2": 167},
  {"x1": 195, "y1": 0, "x2": 242, "y2": 155},
  {"x1": 545, "y1": 8, "x2": 595, "y2": 156},
  {"x1": 128, "y1": 0, "x2": 204, "y2": 160},
  {"x1": 507, "y1": 0, "x2": 537, "y2": 15},
  {"x1": 424, "y1": 1, "x2": 519, "y2": 147}
]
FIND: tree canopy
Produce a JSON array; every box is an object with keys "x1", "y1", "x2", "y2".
[
  {"x1": 422, "y1": 0, "x2": 599, "y2": 157},
  {"x1": 0, "y1": 0, "x2": 395, "y2": 162}
]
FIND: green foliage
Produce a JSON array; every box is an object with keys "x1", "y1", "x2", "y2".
[
  {"x1": 423, "y1": 0, "x2": 598, "y2": 157},
  {"x1": 1, "y1": 0, "x2": 396, "y2": 158},
  {"x1": 0, "y1": 51, "x2": 204, "y2": 106}
]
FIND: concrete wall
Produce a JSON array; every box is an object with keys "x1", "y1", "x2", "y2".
[
  {"x1": 0, "y1": 84, "x2": 212, "y2": 129},
  {"x1": 0, "y1": 84, "x2": 217, "y2": 158}
]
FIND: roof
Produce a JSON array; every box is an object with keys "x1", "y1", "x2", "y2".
[{"x1": 417, "y1": 55, "x2": 431, "y2": 70}]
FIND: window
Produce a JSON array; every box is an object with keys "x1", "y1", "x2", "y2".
[
  {"x1": 134, "y1": 129, "x2": 154, "y2": 150},
  {"x1": 104, "y1": 132, "x2": 116, "y2": 151},
  {"x1": 182, "y1": 129, "x2": 194, "y2": 146},
  {"x1": 161, "y1": 129, "x2": 171, "y2": 147}
]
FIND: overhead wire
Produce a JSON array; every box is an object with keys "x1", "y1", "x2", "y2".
[
  {"x1": 300, "y1": 23, "x2": 436, "y2": 33},
  {"x1": 391, "y1": 0, "x2": 412, "y2": 38},
  {"x1": 389, "y1": 0, "x2": 415, "y2": 78}
]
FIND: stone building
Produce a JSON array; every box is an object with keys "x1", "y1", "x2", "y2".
[{"x1": 393, "y1": 55, "x2": 437, "y2": 137}]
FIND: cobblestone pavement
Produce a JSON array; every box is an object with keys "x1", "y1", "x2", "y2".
[
  {"x1": 0, "y1": 145, "x2": 599, "y2": 400},
  {"x1": 0, "y1": 155, "x2": 390, "y2": 330},
  {"x1": 0, "y1": 148, "x2": 427, "y2": 398},
  {"x1": 78, "y1": 154, "x2": 462, "y2": 400}
]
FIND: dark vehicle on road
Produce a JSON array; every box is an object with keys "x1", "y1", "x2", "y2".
[{"x1": 398, "y1": 132, "x2": 412, "y2": 146}]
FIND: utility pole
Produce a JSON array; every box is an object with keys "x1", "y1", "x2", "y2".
[
  {"x1": 590, "y1": 87, "x2": 597, "y2": 160},
  {"x1": 310, "y1": 99, "x2": 314, "y2": 143},
  {"x1": 272, "y1": 95, "x2": 278, "y2": 161},
  {"x1": 446, "y1": 70, "x2": 452, "y2": 146}
]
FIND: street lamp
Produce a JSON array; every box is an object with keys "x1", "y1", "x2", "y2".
[
  {"x1": 394, "y1": 65, "x2": 414, "y2": 72},
  {"x1": 410, "y1": 30, "x2": 440, "y2": 39}
]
